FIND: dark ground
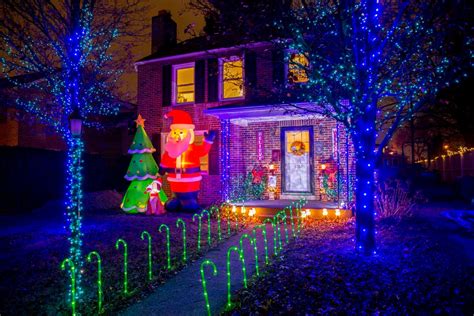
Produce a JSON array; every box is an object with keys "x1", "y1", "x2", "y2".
[
  {"x1": 0, "y1": 205, "x2": 225, "y2": 315},
  {"x1": 227, "y1": 205, "x2": 474, "y2": 315}
]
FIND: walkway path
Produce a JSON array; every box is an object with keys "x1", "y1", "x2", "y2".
[{"x1": 120, "y1": 224, "x2": 280, "y2": 316}]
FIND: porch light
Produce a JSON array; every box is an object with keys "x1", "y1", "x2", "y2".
[
  {"x1": 249, "y1": 208, "x2": 256, "y2": 217},
  {"x1": 69, "y1": 109, "x2": 82, "y2": 137},
  {"x1": 335, "y1": 209, "x2": 341, "y2": 217},
  {"x1": 321, "y1": 164, "x2": 326, "y2": 170},
  {"x1": 322, "y1": 208, "x2": 328, "y2": 216}
]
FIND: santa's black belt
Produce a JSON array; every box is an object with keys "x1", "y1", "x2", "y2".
[{"x1": 161, "y1": 167, "x2": 201, "y2": 174}]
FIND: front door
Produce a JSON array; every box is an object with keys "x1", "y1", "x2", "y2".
[{"x1": 281, "y1": 126, "x2": 314, "y2": 194}]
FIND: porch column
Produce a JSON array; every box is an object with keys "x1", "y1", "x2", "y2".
[{"x1": 220, "y1": 119, "x2": 231, "y2": 201}]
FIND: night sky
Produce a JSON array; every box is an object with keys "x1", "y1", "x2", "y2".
[{"x1": 121, "y1": 0, "x2": 204, "y2": 101}]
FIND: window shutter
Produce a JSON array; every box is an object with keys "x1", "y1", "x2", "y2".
[
  {"x1": 195, "y1": 59, "x2": 206, "y2": 103},
  {"x1": 162, "y1": 64, "x2": 172, "y2": 106},
  {"x1": 245, "y1": 51, "x2": 257, "y2": 100},
  {"x1": 272, "y1": 49, "x2": 285, "y2": 88},
  {"x1": 207, "y1": 58, "x2": 218, "y2": 102},
  {"x1": 208, "y1": 130, "x2": 219, "y2": 175}
]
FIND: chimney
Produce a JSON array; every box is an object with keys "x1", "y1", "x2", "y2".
[{"x1": 151, "y1": 10, "x2": 177, "y2": 54}]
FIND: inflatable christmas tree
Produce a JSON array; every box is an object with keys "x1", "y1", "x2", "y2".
[{"x1": 121, "y1": 114, "x2": 165, "y2": 213}]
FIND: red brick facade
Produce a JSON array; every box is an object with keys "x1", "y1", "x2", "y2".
[{"x1": 136, "y1": 44, "x2": 355, "y2": 206}]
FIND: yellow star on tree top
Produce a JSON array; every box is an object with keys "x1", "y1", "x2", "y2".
[{"x1": 135, "y1": 114, "x2": 146, "y2": 127}]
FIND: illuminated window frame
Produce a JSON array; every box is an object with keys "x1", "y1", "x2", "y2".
[
  {"x1": 172, "y1": 62, "x2": 195, "y2": 105},
  {"x1": 218, "y1": 55, "x2": 245, "y2": 101},
  {"x1": 160, "y1": 130, "x2": 209, "y2": 175},
  {"x1": 285, "y1": 50, "x2": 309, "y2": 85}
]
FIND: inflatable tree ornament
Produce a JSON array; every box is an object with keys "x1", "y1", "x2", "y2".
[{"x1": 121, "y1": 114, "x2": 165, "y2": 214}]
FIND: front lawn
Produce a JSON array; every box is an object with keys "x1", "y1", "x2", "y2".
[{"x1": 229, "y1": 216, "x2": 474, "y2": 315}]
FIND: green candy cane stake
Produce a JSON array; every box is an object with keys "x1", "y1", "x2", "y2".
[
  {"x1": 279, "y1": 212, "x2": 289, "y2": 244},
  {"x1": 273, "y1": 215, "x2": 283, "y2": 251},
  {"x1": 240, "y1": 233, "x2": 259, "y2": 276},
  {"x1": 288, "y1": 206, "x2": 296, "y2": 238},
  {"x1": 115, "y1": 239, "x2": 129, "y2": 295},
  {"x1": 201, "y1": 209, "x2": 212, "y2": 246},
  {"x1": 226, "y1": 246, "x2": 247, "y2": 309},
  {"x1": 159, "y1": 224, "x2": 171, "y2": 270},
  {"x1": 253, "y1": 225, "x2": 269, "y2": 265},
  {"x1": 200, "y1": 259, "x2": 217, "y2": 316},
  {"x1": 87, "y1": 251, "x2": 103, "y2": 314},
  {"x1": 60, "y1": 258, "x2": 76, "y2": 316},
  {"x1": 176, "y1": 218, "x2": 187, "y2": 263},
  {"x1": 263, "y1": 218, "x2": 278, "y2": 256},
  {"x1": 140, "y1": 231, "x2": 153, "y2": 281},
  {"x1": 210, "y1": 205, "x2": 222, "y2": 241},
  {"x1": 193, "y1": 213, "x2": 203, "y2": 251}
]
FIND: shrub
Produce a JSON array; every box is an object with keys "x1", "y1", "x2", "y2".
[{"x1": 375, "y1": 179, "x2": 425, "y2": 219}]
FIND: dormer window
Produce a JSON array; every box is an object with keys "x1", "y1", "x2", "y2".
[
  {"x1": 172, "y1": 62, "x2": 195, "y2": 104},
  {"x1": 219, "y1": 56, "x2": 244, "y2": 100},
  {"x1": 288, "y1": 52, "x2": 309, "y2": 84}
]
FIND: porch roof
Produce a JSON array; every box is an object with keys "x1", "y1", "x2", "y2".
[{"x1": 204, "y1": 103, "x2": 324, "y2": 126}]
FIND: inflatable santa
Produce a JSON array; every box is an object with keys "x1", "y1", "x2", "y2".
[{"x1": 159, "y1": 110, "x2": 216, "y2": 212}]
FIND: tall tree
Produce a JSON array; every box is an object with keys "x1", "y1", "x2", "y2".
[
  {"x1": 0, "y1": 0, "x2": 146, "y2": 300},
  {"x1": 275, "y1": 0, "x2": 472, "y2": 253}
]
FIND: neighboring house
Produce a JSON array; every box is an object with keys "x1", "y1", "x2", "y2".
[{"x1": 136, "y1": 10, "x2": 355, "y2": 206}]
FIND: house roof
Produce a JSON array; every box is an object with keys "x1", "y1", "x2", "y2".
[{"x1": 136, "y1": 36, "x2": 273, "y2": 65}]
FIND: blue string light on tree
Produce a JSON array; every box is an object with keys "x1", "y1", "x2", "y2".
[{"x1": 274, "y1": 0, "x2": 471, "y2": 254}]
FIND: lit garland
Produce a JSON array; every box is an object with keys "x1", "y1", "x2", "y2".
[
  {"x1": 220, "y1": 119, "x2": 231, "y2": 201},
  {"x1": 273, "y1": 0, "x2": 471, "y2": 254}
]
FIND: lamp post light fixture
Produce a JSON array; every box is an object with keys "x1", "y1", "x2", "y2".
[{"x1": 69, "y1": 109, "x2": 83, "y2": 137}]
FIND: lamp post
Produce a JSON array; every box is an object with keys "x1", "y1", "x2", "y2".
[{"x1": 66, "y1": 108, "x2": 84, "y2": 300}]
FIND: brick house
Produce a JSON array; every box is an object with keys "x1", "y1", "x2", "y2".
[{"x1": 136, "y1": 11, "x2": 355, "y2": 207}]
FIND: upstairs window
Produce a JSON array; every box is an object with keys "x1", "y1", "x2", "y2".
[
  {"x1": 173, "y1": 62, "x2": 195, "y2": 104},
  {"x1": 288, "y1": 52, "x2": 309, "y2": 84},
  {"x1": 219, "y1": 56, "x2": 244, "y2": 100}
]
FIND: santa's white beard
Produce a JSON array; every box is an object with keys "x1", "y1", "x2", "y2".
[{"x1": 165, "y1": 132, "x2": 191, "y2": 158}]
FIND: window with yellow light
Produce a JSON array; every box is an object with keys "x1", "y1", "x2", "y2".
[
  {"x1": 288, "y1": 53, "x2": 309, "y2": 83},
  {"x1": 220, "y1": 56, "x2": 244, "y2": 99},
  {"x1": 174, "y1": 64, "x2": 194, "y2": 104}
]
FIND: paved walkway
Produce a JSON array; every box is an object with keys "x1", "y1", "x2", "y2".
[{"x1": 120, "y1": 224, "x2": 280, "y2": 316}]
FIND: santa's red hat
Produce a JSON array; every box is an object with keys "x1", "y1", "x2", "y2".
[{"x1": 165, "y1": 110, "x2": 195, "y2": 130}]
